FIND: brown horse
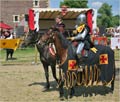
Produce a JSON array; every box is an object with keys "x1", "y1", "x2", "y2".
[
  {"x1": 40, "y1": 28, "x2": 115, "y2": 99},
  {"x1": 21, "y1": 29, "x2": 58, "y2": 90}
]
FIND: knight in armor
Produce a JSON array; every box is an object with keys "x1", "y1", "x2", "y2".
[{"x1": 70, "y1": 13, "x2": 93, "y2": 58}]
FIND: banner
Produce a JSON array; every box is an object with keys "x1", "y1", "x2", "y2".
[
  {"x1": 28, "y1": 9, "x2": 40, "y2": 31},
  {"x1": 92, "y1": 37, "x2": 108, "y2": 46},
  {"x1": 29, "y1": 9, "x2": 34, "y2": 30},
  {"x1": 0, "y1": 39, "x2": 20, "y2": 50},
  {"x1": 92, "y1": 9, "x2": 97, "y2": 30},
  {"x1": 111, "y1": 37, "x2": 120, "y2": 49},
  {"x1": 34, "y1": 9, "x2": 39, "y2": 31},
  {"x1": 86, "y1": 9, "x2": 92, "y2": 34}
]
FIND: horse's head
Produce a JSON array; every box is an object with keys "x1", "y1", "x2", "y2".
[
  {"x1": 38, "y1": 27, "x2": 68, "y2": 50},
  {"x1": 21, "y1": 29, "x2": 40, "y2": 47},
  {"x1": 37, "y1": 28, "x2": 57, "y2": 45}
]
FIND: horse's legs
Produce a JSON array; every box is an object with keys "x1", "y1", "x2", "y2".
[
  {"x1": 111, "y1": 80, "x2": 114, "y2": 91},
  {"x1": 42, "y1": 62, "x2": 50, "y2": 89},
  {"x1": 111, "y1": 62, "x2": 116, "y2": 92},
  {"x1": 59, "y1": 80, "x2": 64, "y2": 100},
  {"x1": 51, "y1": 65, "x2": 58, "y2": 83},
  {"x1": 111, "y1": 67, "x2": 115, "y2": 91},
  {"x1": 69, "y1": 87, "x2": 75, "y2": 98}
]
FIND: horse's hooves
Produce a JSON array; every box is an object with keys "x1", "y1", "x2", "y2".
[
  {"x1": 42, "y1": 88, "x2": 49, "y2": 92},
  {"x1": 111, "y1": 86, "x2": 114, "y2": 91},
  {"x1": 69, "y1": 88, "x2": 75, "y2": 98},
  {"x1": 45, "y1": 87, "x2": 49, "y2": 89},
  {"x1": 43, "y1": 85, "x2": 50, "y2": 91},
  {"x1": 69, "y1": 95, "x2": 73, "y2": 99},
  {"x1": 69, "y1": 92, "x2": 74, "y2": 98},
  {"x1": 60, "y1": 96, "x2": 64, "y2": 101}
]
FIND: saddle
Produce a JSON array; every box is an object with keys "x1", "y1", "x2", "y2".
[
  {"x1": 71, "y1": 41, "x2": 87, "y2": 57},
  {"x1": 71, "y1": 41, "x2": 98, "y2": 67}
]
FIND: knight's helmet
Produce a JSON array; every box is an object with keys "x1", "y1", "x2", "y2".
[{"x1": 76, "y1": 13, "x2": 87, "y2": 26}]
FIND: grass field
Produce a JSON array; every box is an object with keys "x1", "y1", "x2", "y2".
[
  {"x1": 0, "y1": 47, "x2": 120, "y2": 65},
  {"x1": 0, "y1": 47, "x2": 40, "y2": 65},
  {"x1": 0, "y1": 47, "x2": 120, "y2": 102}
]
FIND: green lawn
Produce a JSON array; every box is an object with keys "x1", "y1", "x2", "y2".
[
  {"x1": 0, "y1": 47, "x2": 40, "y2": 65},
  {"x1": 0, "y1": 47, "x2": 120, "y2": 65},
  {"x1": 114, "y1": 49, "x2": 120, "y2": 61}
]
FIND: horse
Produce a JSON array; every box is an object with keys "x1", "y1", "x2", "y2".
[
  {"x1": 39, "y1": 28, "x2": 115, "y2": 99},
  {"x1": 21, "y1": 29, "x2": 58, "y2": 90}
]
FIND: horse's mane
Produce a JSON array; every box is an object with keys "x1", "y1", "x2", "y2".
[{"x1": 57, "y1": 31, "x2": 69, "y2": 49}]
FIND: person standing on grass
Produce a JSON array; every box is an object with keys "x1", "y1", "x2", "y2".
[{"x1": 3, "y1": 30, "x2": 14, "y2": 60}]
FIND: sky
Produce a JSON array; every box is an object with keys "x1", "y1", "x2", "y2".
[{"x1": 50, "y1": 0, "x2": 120, "y2": 16}]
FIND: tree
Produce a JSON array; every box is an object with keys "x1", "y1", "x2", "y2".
[
  {"x1": 60, "y1": 0, "x2": 88, "y2": 8},
  {"x1": 97, "y1": 3, "x2": 113, "y2": 28},
  {"x1": 111, "y1": 15, "x2": 120, "y2": 27}
]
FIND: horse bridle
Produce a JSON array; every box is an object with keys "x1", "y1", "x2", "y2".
[
  {"x1": 36, "y1": 28, "x2": 59, "y2": 50},
  {"x1": 37, "y1": 39, "x2": 48, "y2": 49},
  {"x1": 37, "y1": 32, "x2": 52, "y2": 49}
]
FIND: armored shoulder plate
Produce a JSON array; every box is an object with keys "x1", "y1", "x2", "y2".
[{"x1": 76, "y1": 24, "x2": 85, "y2": 33}]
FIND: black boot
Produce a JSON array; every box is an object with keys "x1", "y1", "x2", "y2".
[{"x1": 76, "y1": 54, "x2": 83, "y2": 67}]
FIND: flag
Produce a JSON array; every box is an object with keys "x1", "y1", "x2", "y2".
[
  {"x1": 99, "y1": 54, "x2": 108, "y2": 64},
  {"x1": 0, "y1": 39, "x2": 20, "y2": 50}
]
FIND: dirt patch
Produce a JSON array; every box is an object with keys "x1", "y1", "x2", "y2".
[{"x1": 0, "y1": 63, "x2": 119, "y2": 102}]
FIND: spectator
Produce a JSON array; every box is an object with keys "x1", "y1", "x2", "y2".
[
  {"x1": 3, "y1": 30, "x2": 14, "y2": 60},
  {"x1": 54, "y1": 15, "x2": 69, "y2": 38},
  {"x1": 55, "y1": 15, "x2": 64, "y2": 28},
  {"x1": 93, "y1": 27, "x2": 100, "y2": 36},
  {"x1": 114, "y1": 28, "x2": 120, "y2": 37},
  {"x1": 0, "y1": 28, "x2": 5, "y2": 39}
]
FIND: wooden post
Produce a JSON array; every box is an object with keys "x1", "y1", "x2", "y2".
[{"x1": 34, "y1": 44, "x2": 38, "y2": 64}]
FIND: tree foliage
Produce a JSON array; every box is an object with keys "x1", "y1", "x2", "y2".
[
  {"x1": 60, "y1": 0, "x2": 88, "y2": 8},
  {"x1": 111, "y1": 15, "x2": 120, "y2": 27},
  {"x1": 97, "y1": 3, "x2": 112, "y2": 28},
  {"x1": 59, "y1": 1, "x2": 119, "y2": 28},
  {"x1": 97, "y1": 3, "x2": 119, "y2": 28}
]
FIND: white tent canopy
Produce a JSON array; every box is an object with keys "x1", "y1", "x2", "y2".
[
  {"x1": 30, "y1": 8, "x2": 97, "y2": 33},
  {"x1": 32, "y1": 8, "x2": 93, "y2": 20}
]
